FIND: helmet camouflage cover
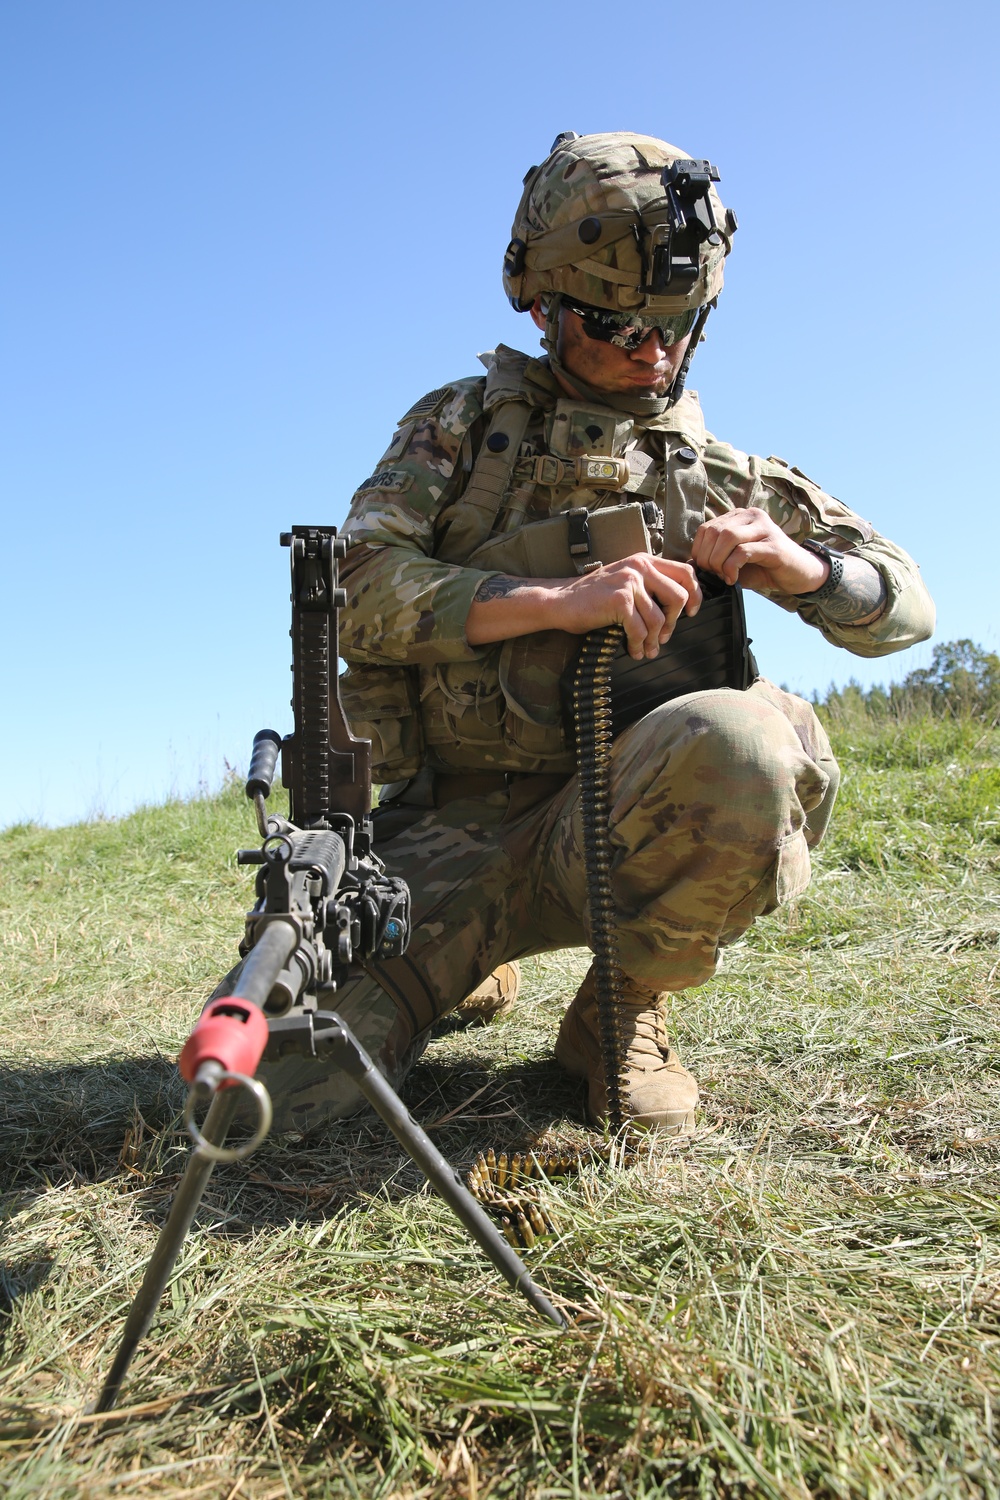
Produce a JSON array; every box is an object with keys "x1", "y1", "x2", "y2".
[{"x1": 503, "y1": 131, "x2": 736, "y2": 317}]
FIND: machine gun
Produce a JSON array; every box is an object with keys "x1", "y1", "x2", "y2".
[{"x1": 93, "y1": 525, "x2": 565, "y2": 1415}]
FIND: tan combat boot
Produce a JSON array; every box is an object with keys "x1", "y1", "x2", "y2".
[
  {"x1": 555, "y1": 965, "x2": 698, "y2": 1134},
  {"x1": 452, "y1": 962, "x2": 521, "y2": 1026}
]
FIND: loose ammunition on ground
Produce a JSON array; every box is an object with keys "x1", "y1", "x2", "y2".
[{"x1": 528, "y1": 1203, "x2": 550, "y2": 1236}]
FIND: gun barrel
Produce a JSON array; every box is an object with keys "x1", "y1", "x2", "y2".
[{"x1": 228, "y1": 920, "x2": 298, "y2": 1011}]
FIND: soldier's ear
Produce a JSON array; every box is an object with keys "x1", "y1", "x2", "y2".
[{"x1": 528, "y1": 296, "x2": 548, "y2": 332}]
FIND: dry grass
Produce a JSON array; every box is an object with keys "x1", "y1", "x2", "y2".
[{"x1": 2, "y1": 717, "x2": 999, "y2": 1498}]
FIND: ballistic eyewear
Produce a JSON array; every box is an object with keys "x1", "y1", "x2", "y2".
[{"x1": 561, "y1": 297, "x2": 700, "y2": 352}]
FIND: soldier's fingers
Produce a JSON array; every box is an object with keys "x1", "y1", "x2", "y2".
[
  {"x1": 658, "y1": 558, "x2": 702, "y2": 614},
  {"x1": 719, "y1": 538, "x2": 783, "y2": 584},
  {"x1": 692, "y1": 532, "x2": 734, "y2": 581},
  {"x1": 688, "y1": 526, "x2": 711, "y2": 570},
  {"x1": 691, "y1": 513, "x2": 758, "y2": 567},
  {"x1": 641, "y1": 558, "x2": 702, "y2": 621},
  {"x1": 597, "y1": 559, "x2": 698, "y2": 656},
  {"x1": 647, "y1": 576, "x2": 692, "y2": 643},
  {"x1": 690, "y1": 527, "x2": 732, "y2": 577},
  {"x1": 720, "y1": 543, "x2": 752, "y2": 584},
  {"x1": 647, "y1": 555, "x2": 699, "y2": 584},
  {"x1": 637, "y1": 588, "x2": 669, "y2": 658},
  {"x1": 699, "y1": 519, "x2": 773, "y2": 581},
  {"x1": 620, "y1": 584, "x2": 666, "y2": 659}
]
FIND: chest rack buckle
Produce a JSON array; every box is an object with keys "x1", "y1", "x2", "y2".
[{"x1": 513, "y1": 454, "x2": 630, "y2": 490}]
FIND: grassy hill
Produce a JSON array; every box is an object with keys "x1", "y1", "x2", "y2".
[{"x1": 1, "y1": 706, "x2": 999, "y2": 1498}]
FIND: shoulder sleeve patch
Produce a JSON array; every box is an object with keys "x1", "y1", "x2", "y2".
[
  {"x1": 399, "y1": 385, "x2": 453, "y2": 422},
  {"x1": 355, "y1": 468, "x2": 414, "y2": 495}
]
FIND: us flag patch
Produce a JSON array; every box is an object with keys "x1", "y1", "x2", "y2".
[{"x1": 400, "y1": 386, "x2": 451, "y2": 421}]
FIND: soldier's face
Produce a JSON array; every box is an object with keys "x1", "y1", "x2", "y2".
[{"x1": 530, "y1": 298, "x2": 691, "y2": 398}]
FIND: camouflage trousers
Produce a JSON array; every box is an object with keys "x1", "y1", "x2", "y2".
[{"x1": 262, "y1": 679, "x2": 838, "y2": 1131}]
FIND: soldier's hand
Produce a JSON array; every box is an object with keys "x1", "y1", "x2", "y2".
[
  {"x1": 556, "y1": 554, "x2": 702, "y2": 660},
  {"x1": 466, "y1": 555, "x2": 701, "y2": 661},
  {"x1": 690, "y1": 509, "x2": 828, "y2": 595}
]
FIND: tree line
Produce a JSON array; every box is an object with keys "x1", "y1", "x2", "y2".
[{"x1": 818, "y1": 640, "x2": 1000, "y2": 721}]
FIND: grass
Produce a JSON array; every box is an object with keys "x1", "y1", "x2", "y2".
[{"x1": 1, "y1": 713, "x2": 999, "y2": 1498}]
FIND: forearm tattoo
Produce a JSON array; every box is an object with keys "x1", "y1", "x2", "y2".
[
  {"x1": 815, "y1": 555, "x2": 888, "y2": 623},
  {"x1": 473, "y1": 574, "x2": 529, "y2": 603}
]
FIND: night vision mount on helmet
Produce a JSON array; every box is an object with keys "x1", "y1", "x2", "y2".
[{"x1": 503, "y1": 131, "x2": 737, "y2": 414}]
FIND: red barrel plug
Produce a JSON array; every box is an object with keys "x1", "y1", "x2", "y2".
[{"x1": 178, "y1": 998, "x2": 269, "y2": 1085}]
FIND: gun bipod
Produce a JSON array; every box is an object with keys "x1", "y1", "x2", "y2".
[{"x1": 94, "y1": 998, "x2": 566, "y2": 1413}]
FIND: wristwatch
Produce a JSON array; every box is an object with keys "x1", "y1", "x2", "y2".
[{"x1": 795, "y1": 538, "x2": 844, "y2": 602}]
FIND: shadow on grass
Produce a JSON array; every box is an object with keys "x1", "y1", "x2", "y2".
[
  {"x1": 0, "y1": 1046, "x2": 587, "y2": 1232},
  {"x1": 0, "y1": 1056, "x2": 183, "y2": 1197},
  {"x1": 0, "y1": 1257, "x2": 54, "y2": 1360}
]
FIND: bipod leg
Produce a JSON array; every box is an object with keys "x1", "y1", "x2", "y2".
[
  {"x1": 92, "y1": 1087, "x2": 242, "y2": 1413},
  {"x1": 319, "y1": 1014, "x2": 568, "y2": 1330}
]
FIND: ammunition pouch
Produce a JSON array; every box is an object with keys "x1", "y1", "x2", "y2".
[
  {"x1": 470, "y1": 499, "x2": 660, "y2": 579},
  {"x1": 338, "y1": 663, "x2": 424, "y2": 782},
  {"x1": 419, "y1": 635, "x2": 577, "y2": 773}
]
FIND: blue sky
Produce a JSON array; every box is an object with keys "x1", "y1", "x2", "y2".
[{"x1": 3, "y1": 0, "x2": 997, "y2": 828}]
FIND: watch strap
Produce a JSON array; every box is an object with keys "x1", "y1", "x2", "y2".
[{"x1": 796, "y1": 538, "x2": 844, "y2": 603}]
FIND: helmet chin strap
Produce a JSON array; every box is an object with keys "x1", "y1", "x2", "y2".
[
  {"x1": 541, "y1": 296, "x2": 713, "y2": 419},
  {"x1": 666, "y1": 302, "x2": 712, "y2": 406}
]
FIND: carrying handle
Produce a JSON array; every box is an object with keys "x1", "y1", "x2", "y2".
[
  {"x1": 246, "y1": 729, "x2": 283, "y2": 835},
  {"x1": 246, "y1": 729, "x2": 282, "y2": 799}
]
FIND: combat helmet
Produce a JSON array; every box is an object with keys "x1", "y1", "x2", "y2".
[{"x1": 504, "y1": 131, "x2": 737, "y2": 413}]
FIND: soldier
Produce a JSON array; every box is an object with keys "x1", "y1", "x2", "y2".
[{"x1": 263, "y1": 131, "x2": 934, "y2": 1135}]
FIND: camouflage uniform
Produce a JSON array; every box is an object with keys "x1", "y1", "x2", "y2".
[{"x1": 263, "y1": 347, "x2": 934, "y2": 1131}]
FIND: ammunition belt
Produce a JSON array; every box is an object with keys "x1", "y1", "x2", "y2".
[
  {"x1": 467, "y1": 580, "x2": 756, "y2": 1250},
  {"x1": 571, "y1": 625, "x2": 631, "y2": 1130},
  {"x1": 467, "y1": 625, "x2": 640, "y2": 1250},
  {"x1": 466, "y1": 1141, "x2": 640, "y2": 1248}
]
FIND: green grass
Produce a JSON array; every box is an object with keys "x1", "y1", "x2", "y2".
[{"x1": 2, "y1": 718, "x2": 999, "y2": 1498}]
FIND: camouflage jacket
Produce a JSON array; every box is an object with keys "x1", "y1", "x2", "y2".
[{"x1": 339, "y1": 345, "x2": 934, "y2": 780}]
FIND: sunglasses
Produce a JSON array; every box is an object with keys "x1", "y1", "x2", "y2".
[{"x1": 561, "y1": 297, "x2": 700, "y2": 352}]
